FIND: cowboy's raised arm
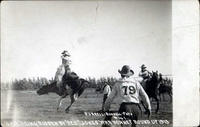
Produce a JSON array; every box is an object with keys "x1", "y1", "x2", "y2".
[{"x1": 103, "y1": 83, "x2": 118, "y2": 111}]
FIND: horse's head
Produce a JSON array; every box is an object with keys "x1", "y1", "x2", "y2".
[
  {"x1": 152, "y1": 71, "x2": 159, "y2": 80},
  {"x1": 37, "y1": 82, "x2": 57, "y2": 95}
]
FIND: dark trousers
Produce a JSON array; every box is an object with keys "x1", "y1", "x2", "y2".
[
  {"x1": 118, "y1": 102, "x2": 141, "y2": 127},
  {"x1": 102, "y1": 94, "x2": 108, "y2": 110}
]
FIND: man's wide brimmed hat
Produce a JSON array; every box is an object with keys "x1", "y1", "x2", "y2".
[
  {"x1": 61, "y1": 50, "x2": 70, "y2": 57},
  {"x1": 140, "y1": 64, "x2": 146, "y2": 69},
  {"x1": 118, "y1": 65, "x2": 134, "y2": 76}
]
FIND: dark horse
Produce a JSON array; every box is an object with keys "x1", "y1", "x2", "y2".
[
  {"x1": 37, "y1": 75, "x2": 90, "y2": 113},
  {"x1": 159, "y1": 80, "x2": 172, "y2": 102},
  {"x1": 141, "y1": 71, "x2": 160, "y2": 113}
]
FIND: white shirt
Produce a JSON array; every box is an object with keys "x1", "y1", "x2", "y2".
[
  {"x1": 54, "y1": 55, "x2": 71, "y2": 82},
  {"x1": 54, "y1": 65, "x2": 65, "y2": 82},
  {"x1": 61, "y1": 55, "x2": 71, "y2": 65},
  {"x1": 103, "y1": 85, "x2": 111, "y2": 96},
  {"x1": 104, "y1": 77, "x2": 151, "y2": 111}
]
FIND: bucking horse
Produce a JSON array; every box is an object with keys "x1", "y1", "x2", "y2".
[{"x1": 37, "y1": 73, "x2": 90, "y2": 113}]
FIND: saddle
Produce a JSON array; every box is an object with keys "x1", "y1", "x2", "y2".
[
  {"x1": 63, "y1": 72, "x2": 79, "y2": 81},
  {"x1": 62, "y1": 71, "x2": 80, "y2": 89}
]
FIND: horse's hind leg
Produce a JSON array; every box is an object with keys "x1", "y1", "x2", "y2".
[
  {"x1": 168, "y1": 93, "x2": 172, "y2": 103},
  {"x1": 163, "y1": 94, "x2": 166, "y2": 101},
  {"x1": 65, "y1": 95, "x2": 74, "y2": 113},
  {"x1": 159, "y1": 93, "x2": 162, "y2": 102},
  {"x1": 65, "y1": 93, "x2": 78, "y2": 113},
  {"x1": 155, "y1": 97, "x2": 159, "y2": 113}
]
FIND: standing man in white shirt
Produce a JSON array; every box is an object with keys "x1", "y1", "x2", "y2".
[
  {"x1": 102, "y1": 82, "x2": 111, "y2": 111},
  {"x1": 103, "y1": 65, "x2": 151, "y2": 127}
]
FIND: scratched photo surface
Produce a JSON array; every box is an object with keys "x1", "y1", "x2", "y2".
[{"x1": 1, "y1": 1, "x2": 172, "y2": 127}]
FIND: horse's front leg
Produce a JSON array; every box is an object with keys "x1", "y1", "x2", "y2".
[
  {"x1": 168, "y1": 93, "x2": 172, "y2": 103},
  {"x1": 57, "y1": 96, "x2": 64, "y2": 111},
  {"x1": 57, "y1": 92, "x2": 68, "y2": 111},
  {"x1": 65, "y1": 93, "x2": 78, "y2": 113},
  {"x1": 155, "y1": 97, "x2": 159, "y2": 113}
]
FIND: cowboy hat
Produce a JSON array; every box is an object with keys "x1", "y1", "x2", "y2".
[
  {"x1": 118, "y1": 65, "x2": 134, "y2": 76},
  {"x1": 61, "y1": 50, "x2": 70, "y2": 57},
  {"x1": 140, "y1": 64, "x2": 146, "y2": 69}
]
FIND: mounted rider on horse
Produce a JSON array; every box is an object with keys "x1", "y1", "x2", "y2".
[
  {"x1": 138, "y1": 64, "x2": 152, "y2": 89},
  {"x1": 138, "y1": 64, "x2": 162, "y2": 113},
  {"x1": 54, "y1": 50, "x2": 79, "y2": 96},
  {"x1": 139, "y1": 64, "x2": 163, "y2": 96}
]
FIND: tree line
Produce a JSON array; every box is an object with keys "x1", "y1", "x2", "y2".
[
  {"x1": 1, "y1": 76, "x2": 172, "y2": 91},
  {"x1": 1, "y1": 77, "x2": 118, "y2": 90}
]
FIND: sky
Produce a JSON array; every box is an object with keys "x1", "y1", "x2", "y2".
[{"x1": 1, "y1": 1, "x2": 171, "y2": 82}]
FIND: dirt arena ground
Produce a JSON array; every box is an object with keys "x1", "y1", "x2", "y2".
[{"x1": 1, "y1": 89, "x2": 172, "y2": 127}]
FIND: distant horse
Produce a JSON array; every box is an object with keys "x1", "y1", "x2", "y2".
[
  {"x1": 159, "y1": 80, "x2": 172, "y2": 102},
  {"x1": 37, "y1": 77, "x2": 89, "y2": 113},
  {"x1": 141, "y1": 71, "x2": 160, "y2": 113}
]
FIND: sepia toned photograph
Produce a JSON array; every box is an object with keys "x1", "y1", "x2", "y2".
[{"x1": 1, "y1": 0, "x2": 175, "y2": 127}]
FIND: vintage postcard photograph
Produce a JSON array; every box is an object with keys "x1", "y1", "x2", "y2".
[{"x1": 2, "y1": 0, "x2": 197, "y2": 127}]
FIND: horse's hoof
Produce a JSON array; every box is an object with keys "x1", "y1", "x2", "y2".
[{"x1": 65, "y1": 109, "x2": 69, "y2": 113}]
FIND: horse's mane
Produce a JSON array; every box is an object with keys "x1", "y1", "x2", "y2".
[
  {"x1": 146, "y1": 72, "x2": 160, "y2": 92},
  {"x1": 80, "y1": 78, "x2": 89, "y2": 84}
]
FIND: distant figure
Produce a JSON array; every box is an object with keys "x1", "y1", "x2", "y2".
[
  {"x1": 103, "y1": 65, "x2": 151, "y2": 127},
  {"x1": 102, "y1": 83, "x2": 111, "y2": 111},
  {"x1": 159, "y1": 73, "x2": 163, "y2": 82},
  {"x1": 138, "y1": 64, "x2": 151, "y2": 88},
  {"x1": 54, "y1": 50, "x2": 72, "y2": 95}
]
